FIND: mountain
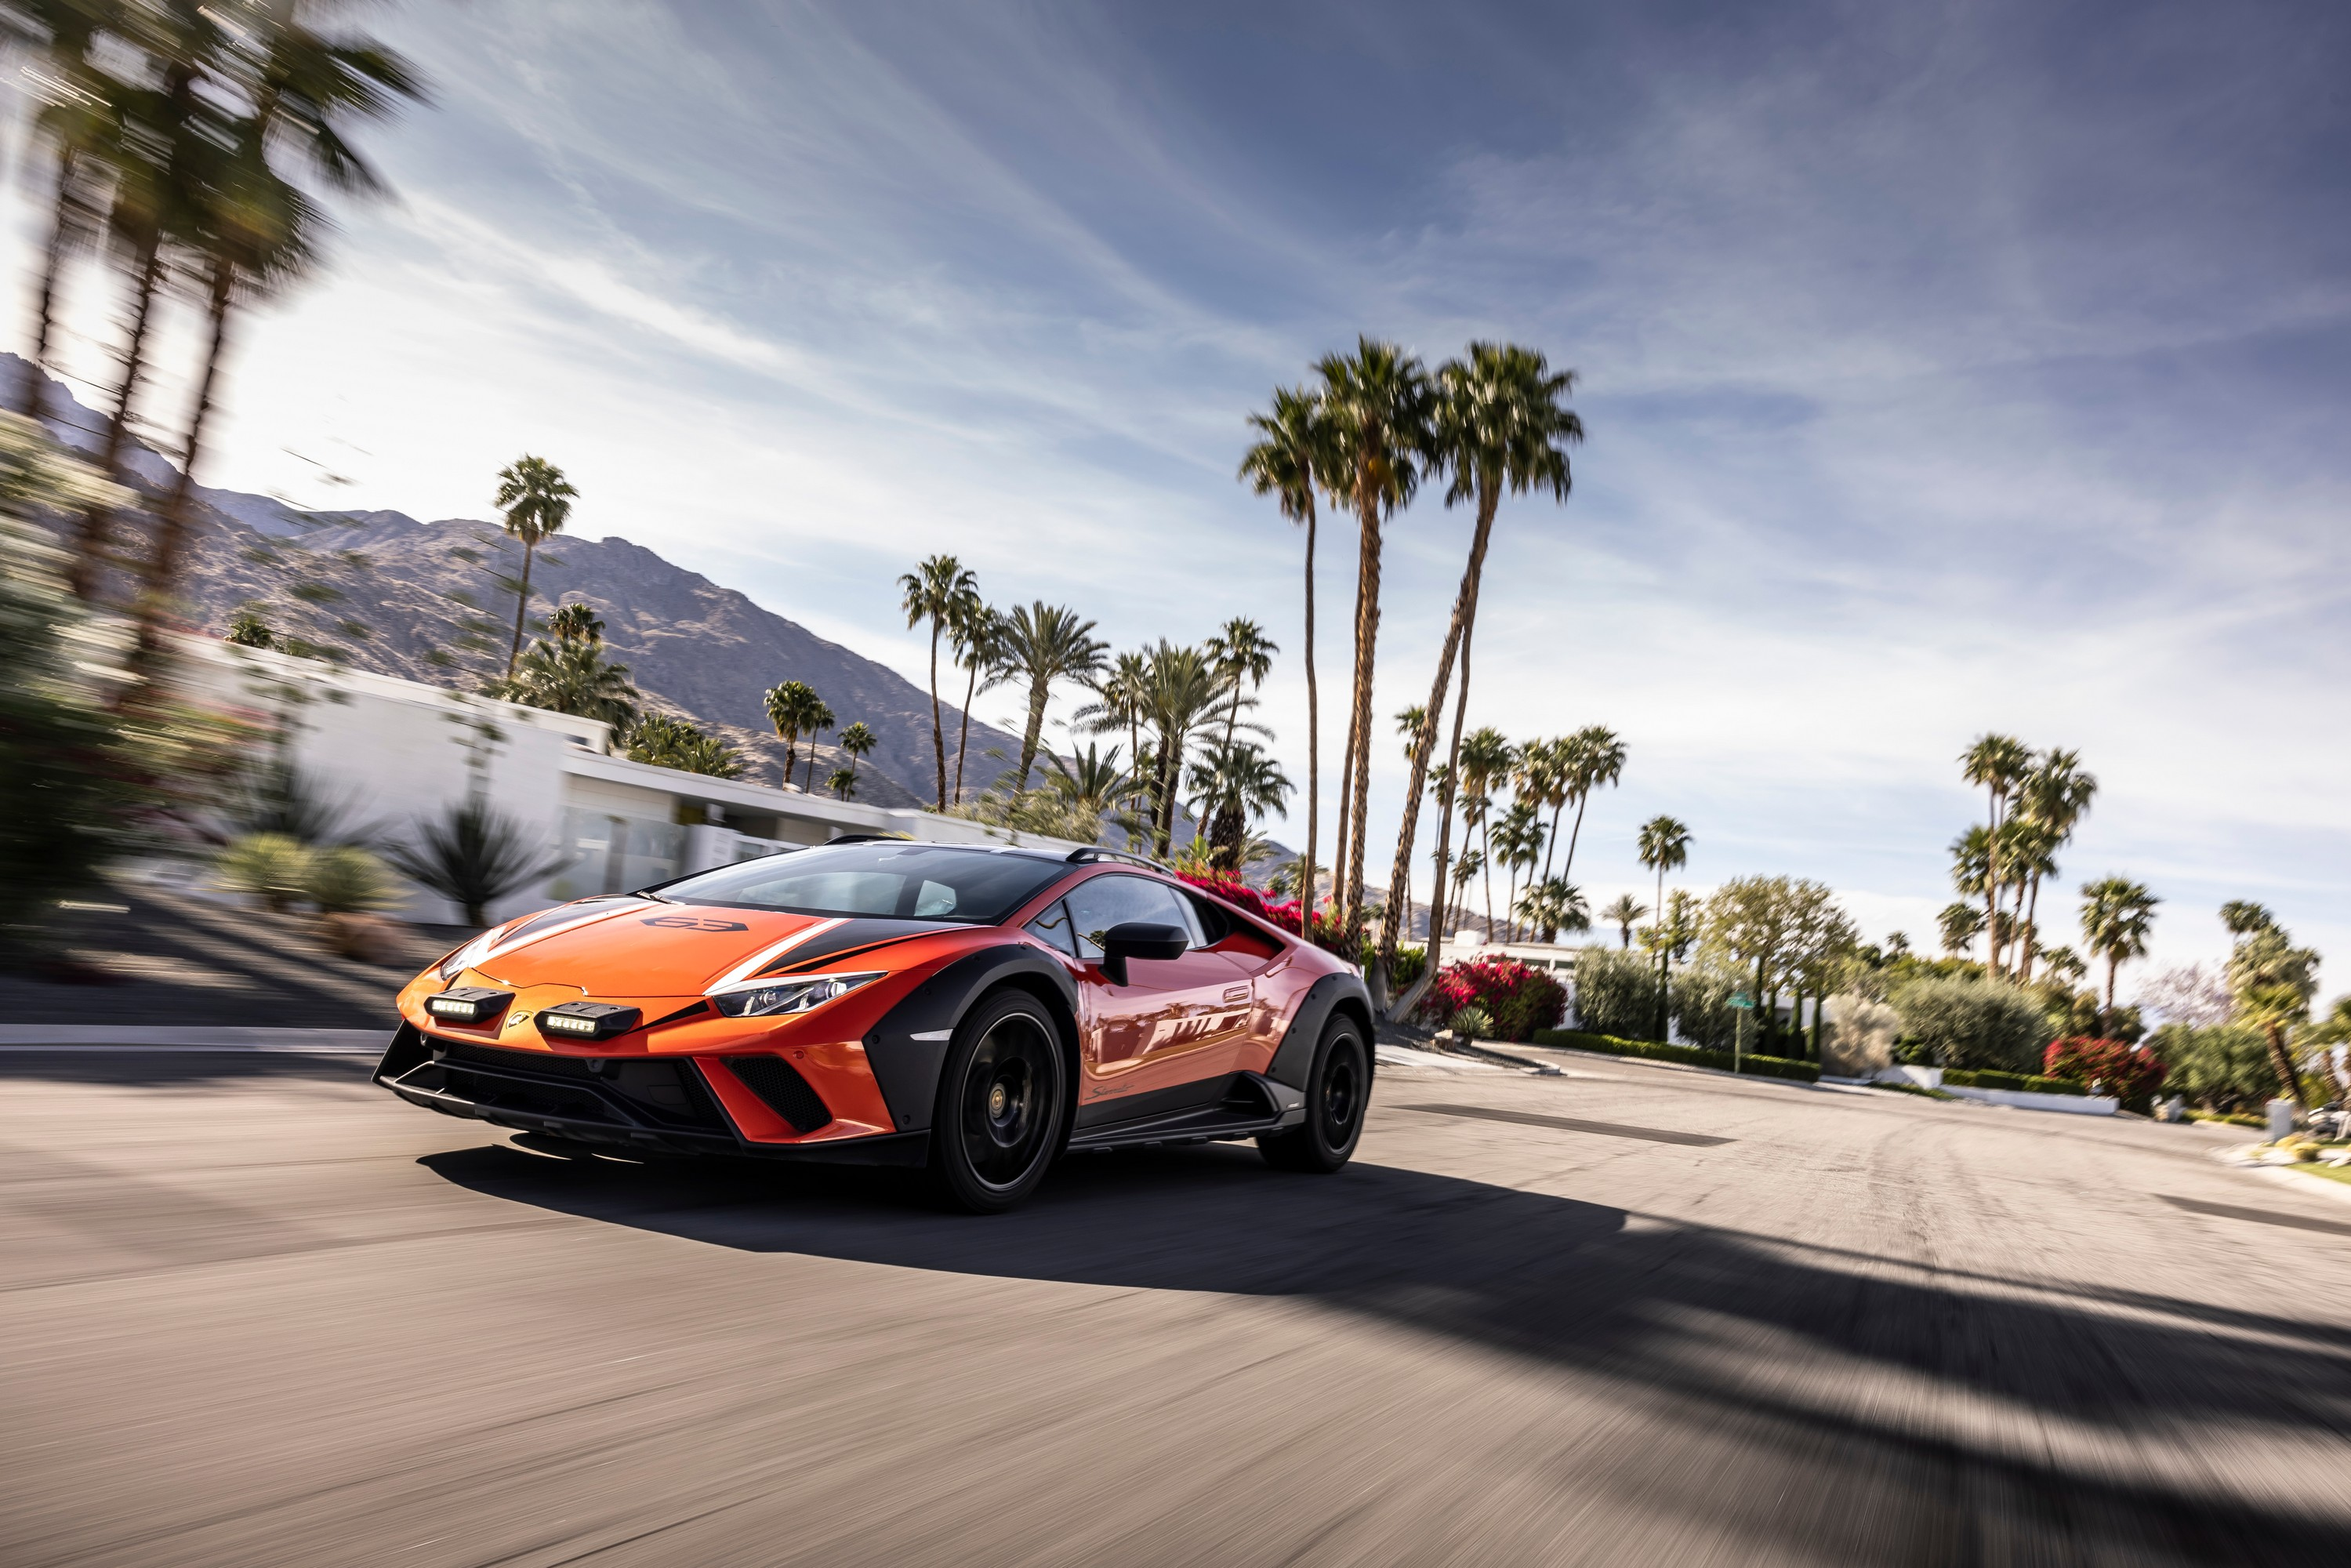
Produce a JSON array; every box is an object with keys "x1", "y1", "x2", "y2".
[{"x1": 13, "y1": 357, "x2": 1021, "y2": 809}]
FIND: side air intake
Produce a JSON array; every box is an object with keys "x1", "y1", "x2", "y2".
[{"x1": 725, "y1": 1055, "x2": 834, "y2": 1134}]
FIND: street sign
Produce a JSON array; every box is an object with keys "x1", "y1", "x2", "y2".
[{"x1": 1730, "y1": 994, "x2": 1753, "y2": 1009}]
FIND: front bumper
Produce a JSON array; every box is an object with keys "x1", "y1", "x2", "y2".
[{"x1": 373, "y1": 1024, "x2": 927, "y2": 1166}]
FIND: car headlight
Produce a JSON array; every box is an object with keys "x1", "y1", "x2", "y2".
[{"x1": 709, "y1": 971, "x2": 881, "y2": 1018}]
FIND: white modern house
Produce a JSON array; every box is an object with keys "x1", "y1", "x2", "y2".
[{"x1": 179, "y1": 637, "x2": 1083, "y2": 926}]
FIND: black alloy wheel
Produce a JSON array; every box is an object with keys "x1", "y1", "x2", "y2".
[
  {"x1": 930, "y1": 990, "x2": 1068, "y2": 1213},
  {"x1": 1259, "y1": 1015, "x2": 1369, "y2": 1173}
]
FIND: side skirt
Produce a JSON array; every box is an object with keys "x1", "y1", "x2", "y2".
[{"x1": 1064, "y1": 1072, "x2": 1306, "y2": 1152}]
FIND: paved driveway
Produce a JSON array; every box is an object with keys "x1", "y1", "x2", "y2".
[{"x1": 3, "y1": 1046, "x2": 2346, "y2": 1566}]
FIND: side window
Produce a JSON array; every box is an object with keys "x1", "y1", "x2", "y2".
[
  {"x1": 1063, "y1": 874, "x2": 1194, "y2": 960},
  {"x1": 1025, "y1": 900, "x2": 1079, "y2": 957}
]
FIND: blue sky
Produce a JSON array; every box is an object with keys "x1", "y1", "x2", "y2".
[{"x1": 14, "y1": 0, "x2": 2350, "y2": 998}]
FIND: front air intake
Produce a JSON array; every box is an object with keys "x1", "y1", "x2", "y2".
[{"x1": 725, "y1": 1055, "x2": 834, "y2": 1134}]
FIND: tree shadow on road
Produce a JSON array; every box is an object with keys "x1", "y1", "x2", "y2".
[{"x1": 419, "y1": 1137, "x2": 2351, "y2": 1564}]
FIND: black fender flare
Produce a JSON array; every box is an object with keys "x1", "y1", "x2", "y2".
[
  {"x1": 1266, "y1": 971, "x2": 1376, "y2": 1092},
  {"x1": 862, "y1": 945, "x2": 1079, "y2": 1133}
]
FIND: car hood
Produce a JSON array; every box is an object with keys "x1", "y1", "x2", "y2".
[{"x1": 466, "y1": 900, "x2": 953, "y2": 997}]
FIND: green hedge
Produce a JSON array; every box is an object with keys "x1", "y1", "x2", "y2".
[
  {"x1": 1532, "y1": 1029, "x2": 1820, "y2": 1083},
  {"x1": 1942, "y1": 1069, "x2": 2089, "y2": 1096}
]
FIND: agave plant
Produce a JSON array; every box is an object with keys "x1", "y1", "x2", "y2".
[{"x1": 383, "y1": 798, "x2": 570, "y2": 927}]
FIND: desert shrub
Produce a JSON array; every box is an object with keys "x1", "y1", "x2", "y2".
[
  {"x1": 2144, "y1": 1022, "x2": 2279, "y2": 1112},
  {"x1": 1891, "y1": 975, "x2": 2048, "y2": 1072},
  {"x1": 303, "y1": 845, "x2": 399, "y2": 913},
  {"x1": 1423, "y1": 956, "x2": 1567, "y2": 1042},
  {"x1": 1669, "y1": 960, "x2": 1746, "y2": 1052},
  {"x1": 1572, "y1": 944, "x2": 1661, "y2": 1040},
  {"x1": 218, "y1": 833, "x2": 313, "y2": 912},
  {"x1": 2043, "y1": 1036, "x2": 2166, "y2": 1109},
  {"x1": 1450, "y1": 1005, "x2": 1494, "y2": 1040}
]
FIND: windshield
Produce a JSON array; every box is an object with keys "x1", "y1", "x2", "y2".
[{"x1": 655, "y1": 843, "x2": 1068, "y2": 924}]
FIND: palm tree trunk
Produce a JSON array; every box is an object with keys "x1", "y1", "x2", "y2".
[
  {"x1": 1344, "y1": 485, "x2": 1382, "y2": 946},
  {"x1": 1377, "y1": 481, "x2": 1497, "y2": 980},
  {"x1": 21, "y1": 158, "x2": 82, "y2": 423},
  {"x1": 1018, "y1": 673, "x2": 1050, "y2": 789},
  {"x1": 1985, "y1": 789, "x2": 2005, "y2": 978},
  {"x1": 1301, "y1": 501, "x2": 1319, "y2": 917},
  {"x1": 129, "y1": 260, "x2": 234, "y2": 678},
  {"x1": 70, "y1": 238, "x2": 165, "y2": 601},
  {"x1": 505, "y1": 539, "x2": 538, "y2": 677},
  {"x1": 1562, "y1": 793, "x2": 1591, "y2": 884},
  {"x1": 2019, "y1": 873, "x2": 2043, "y2": 983},
  {"x1": 952, "y1": 659, "x2": 978, "y2": 804},
  {"x1": 2263, "y1": 1022, "x2": 2306, "y2": 1105},
  {"x1": 928, "y1": 624, "x2": 947, "y2": 808},
  {"x1": 1541, "y1": 802, "x2": 1565, "y2": 887},
  {"x1": 779, "y1": 731, "x2": 796, "y2": 789}
]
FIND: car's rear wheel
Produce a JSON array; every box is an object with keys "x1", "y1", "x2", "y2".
[
  {"x1": 929, "y1": 990, "x2": 1067, "y2": 1213},
  {"x1": 1259, "y1": 1014, "x2": 1368, "y2": 1173}
]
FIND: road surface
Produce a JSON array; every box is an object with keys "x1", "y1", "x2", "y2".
[{"x1": 5, "y1": 1045, "x2": 2349, "y2": 1566}]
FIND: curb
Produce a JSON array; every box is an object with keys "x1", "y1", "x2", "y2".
[{"x1": 2209, "y1": 1148, "x2": 2351, "y2": 1211}]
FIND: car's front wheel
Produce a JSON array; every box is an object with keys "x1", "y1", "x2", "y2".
[
  {"x1": 1259, "y1": 1014, "x2": 1368, "y2": 1173},
  {"x1": 928, "y1": 990, "x2": 1068, "y2": 1213}
]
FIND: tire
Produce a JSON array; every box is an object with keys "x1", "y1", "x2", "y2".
[
  {"x1": 928, "y1": 989, "x2": 1068, "y2": 1214},
  {"x1": 1258, "y1": 1014, "x2": 1369, "y2": 1173}
]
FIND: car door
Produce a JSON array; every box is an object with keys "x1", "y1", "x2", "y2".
[
  {"x1": 1059, "y1": 872, "x2": 1254, "y2": 1113},
  {"x1": 1180, "y1": 889, "x2": 1299, "y2": 1077}
]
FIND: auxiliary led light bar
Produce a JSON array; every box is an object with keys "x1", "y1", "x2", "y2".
[
  {"x1": 535, "y1": 1001, "x2": 644, "y2": 1041},
  {"x1": 424, "y1": 987, "x2": 513, "y2": 1025}
]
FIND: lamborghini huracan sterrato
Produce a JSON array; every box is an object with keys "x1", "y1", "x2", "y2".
[{"x1": 376, "y1": 840, "x2": 1374, "y2": 1211}]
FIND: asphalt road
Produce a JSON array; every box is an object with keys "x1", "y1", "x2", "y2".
[{"x1": 6, "y1": 1047, "x2": 2351, "y2": 1567}]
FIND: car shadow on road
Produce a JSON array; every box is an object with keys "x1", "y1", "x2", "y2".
[{"x1": 418, "y1": 1136, "x2": 2351, "y2": 1563}]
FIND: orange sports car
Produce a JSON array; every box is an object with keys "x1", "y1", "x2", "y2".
[{"x1": 376, "y1": 840, "x2": 1373, "y2": 1211}]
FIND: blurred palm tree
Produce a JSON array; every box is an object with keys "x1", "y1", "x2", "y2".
[
  {"x1": 1457, "y1": 726, "x2": 1512, "y2": 939},
  {"x1": 495, "y1": 636, "x2": 636, "y2": 729},
  {"x1": 2008, "y1": 749, "x2": 2096, "y2": 982},
  {"x1": 996, "y1": 601, "x2": 1105, "y2": 789},
  {"x1": 1240, "y1": 385, "x2": 1335, "y2": 910},
  {"x1": 1961, "y1": 733, "x2": 2034, "y2": 975},
  {"x1": 546, "y1": 602, "x2": 603, "y2": 642},
  {"x1": 1603, "y1": 893, "x2": 1649, "y2": 949},
  {"x1": 826, "y1": 766, "x2": 858, "y2": 801},
  {"x1": 1384, "y1": 344, "x2": 1580, "y2": 993},
  {"x1": 1315, "y1": 337, "x2": 1434, "y2": 945},
  {"x1": 1638, "y1": 813, "x2": 1692, "y2": 1036},
  {"x1": 1939, "y1": 900, "x2": 1986, "y2": 958},
  {"x1": 492, "y1": 456, "x2": 575, "y2": 678},
  {"x1": 625, "y1": 714, "x2": 740, "y2": 779},
  {"x1": 1520, "y1": 877, "x2": 1590, "y2": 946},
  {"x1": 1492, "y1": 800, "x2": 1544, "y2": 942},
  {"x1": 2220, "y1": 900, "x2": 2275, "y2": 938},
  {"x1": 13, "y1": 0, "x2": 125, "y2": 426},
  {"x1": 1555, "y1": 725, "x2": 1627, "y2": 886},
  {"x1": 2080, "y1": 877, "x2": 2159, "y2": 1024},
  {"x1": 2225, "y1": 916, "x2": 2315, "y2": 1103},
  {"x1": 898, "y1": 554, "x2": 977, "y2": 808}
]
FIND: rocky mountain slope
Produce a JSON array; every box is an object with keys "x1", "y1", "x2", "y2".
[{"x1": 19, "y1": 358, "x2": 1020, "y2": 810}]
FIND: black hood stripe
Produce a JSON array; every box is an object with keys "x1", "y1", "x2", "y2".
[{"x1": 762, "y1": 919, "x2": 960, "y2": 975}]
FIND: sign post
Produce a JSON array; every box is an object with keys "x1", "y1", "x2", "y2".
[{"x1": 1730, "y1": 993, "x2": 1754, "y2": 1073}]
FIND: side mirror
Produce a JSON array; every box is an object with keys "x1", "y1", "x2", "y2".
[{"x1": 1098, "y1": 921, "x2": 1188, "y2": 985}]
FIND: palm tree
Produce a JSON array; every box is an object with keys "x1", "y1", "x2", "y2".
[
  {"x1": 1603, "y1": 893, "x2": 1648, "y2": 947},
  {"x1": 1493, "y1": 800, "x2": 1543, "y2": 943},
  {"x1": 1076, "y1": 649, "x2": 1153, "y2": 832},
  {"x1": 762, "y1": 680, "x2": 824, "y2": 786},
  {"x1": 1382, "y1": 344, "x2": 1580, "y2": 988},
  {"x1": 494, "y1": 637, "x2": 636, "y2": 728},
  {"x1": 492, "y1": 456, "x2": 575, "y2": 678},
  {"x1": 1239, "y1": 385, "x2": 1333, "y2": 912},
  {"x1": 2220, "y1": 900, "x2": 2275, "y2": 938},
  {"x1": 1139, "y1": 641, "x2": 1225, "y2": 855},
  {"x1": 1939, "y1": 900, "x2": 1986, "y2": 957},
  {"x1": 1186, "y1": 741, "x2": 1293, "y2": 871},
  {"x1": 15, "y1": 0, "x2": 126, "y2": 426},
  {"x1": 836, "y1": 720, "x2": 877, "y2": 792},
  {"x1": 1637, "y1": 813, "x2": 1691, "y2": 1036},
  {"x1": 624, "y1": 714, "x2": 741, "y2": 779},
  {"x1": 799, "y1": 692, "x2": 836, "y2": 793},
  {"x1": 947, "y1": 599, "x2": 1002, "y2": 806},
  {"x1": 1520, "y1": 738, "x2": 1572, "y2": 886},
  {"x1": 2079, "y1": 877, "x2": 2159, "y2": 1025},
  {"x1": 1205, "y1": 617, "x2": 1278, "y2": 750},
  {"x1": 826, "y1": 766, "x2": 858, "y2": 801},
  {"x1": 1519, "y1": 877, "x2": 1589, "y2": 945},
  {"x1": 2227, "y1": 920, "x2": 2319, "y2": 1103},
  {"x1": 898, "y1": 554, "x2": 977, "y2": 808},
  {"x1": 1044, "y1": 742, "x2": 1136, "y2": 845},
  {"x1": 546, "y1": 602, "x2": 603, "y2": 642},
  {"x1": 1556, "y1": 724, "x2": 1626, "y2": 886},
  {"x1": 1960, "y1": 734, "x2": 2033, "y2": 975},
  {"x1": 135, "y1": 8, "x2": 423, "y2": 667},
  {"x1": 1315, "y1": 337, "x2": 1435, "y2": 946},
  {"x1": 2009, "y1": 749, "x2": 2096, "y2": 982},
  {"x1": 1456, "y1": 726, "x2": 1513, "y2": 940},
  {"x1": 996, "y1": 601, "x2": 1105, "y2": 789}
]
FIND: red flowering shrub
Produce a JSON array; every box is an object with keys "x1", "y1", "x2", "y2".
[
  {"x1": 1419, "y1": 956, "x2": 1568, "y2": 1042},
  {"x1": 1174, "y1": 873, "x2": 1355, "y2": 960},
  {"x1": 2043, "y1": 1036, "x2": 2166, "y2": 1107}
]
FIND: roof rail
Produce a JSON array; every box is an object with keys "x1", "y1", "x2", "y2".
[
  {"x1": 825, "y1": 832, "x2": 916, "y2": 844},
  {"x1": 1065, "y1": 846, "x2": 1163, "y2": 869}
]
